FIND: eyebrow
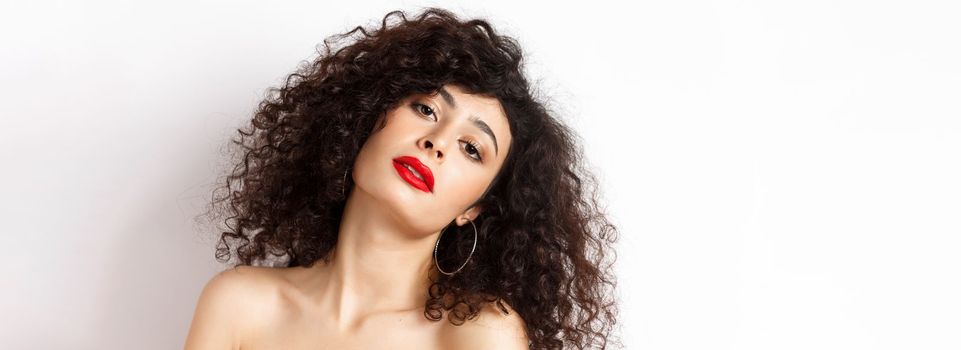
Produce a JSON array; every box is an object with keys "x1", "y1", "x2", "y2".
[{"x1": 437, "y1": 87, "x2": 500, "y2": 156}]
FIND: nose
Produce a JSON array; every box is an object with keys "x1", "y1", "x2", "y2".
[{"x1": 420, "y1": 134, "x2": 450, "y2": 161}]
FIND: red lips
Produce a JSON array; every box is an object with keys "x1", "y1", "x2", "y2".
[{"x1": 392, "y1": 156, "x2": 434, "y2": 193}]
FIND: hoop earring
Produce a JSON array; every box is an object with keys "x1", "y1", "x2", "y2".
[
  {"x1": 341, "y1": 168, "x2": 350, "y2": 198},
  {"x1": 433, "y1": 218, "x2": 478, "y2": 276}
]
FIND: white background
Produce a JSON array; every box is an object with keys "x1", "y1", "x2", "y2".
[{"x1": 2, "y1": 0, "x2": 959, "y2": 349}]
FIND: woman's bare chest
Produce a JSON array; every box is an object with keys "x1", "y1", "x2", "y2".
[{"x1": 241, "y1": 309, "x2": 449, "y2": 350}]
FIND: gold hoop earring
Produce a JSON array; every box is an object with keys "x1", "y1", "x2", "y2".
[{"x1": 433, "y1": 218, "x2": 478, "y2": 276}]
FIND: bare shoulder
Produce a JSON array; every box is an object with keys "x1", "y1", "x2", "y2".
[
  {"x1": 440, "y1": 299, "x2": 531, "y2": 350},
  {"x1": 184, "y1": 266, "x2": 287, "y2": 349}
]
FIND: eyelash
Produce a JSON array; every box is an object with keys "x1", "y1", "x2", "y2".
[{"x1": 411, "y1": 102, "x2": 484, "y2": 162}]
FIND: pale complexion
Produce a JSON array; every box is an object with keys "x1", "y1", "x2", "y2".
[{"x1": 185, "y1": 84, "x2": 529, "y2": 349}]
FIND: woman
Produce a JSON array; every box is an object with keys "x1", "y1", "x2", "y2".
[{"x1": 185, "y1": 7, "x2": 620, "y2": 350}]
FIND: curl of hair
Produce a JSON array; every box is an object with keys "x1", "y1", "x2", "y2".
[{"x1": 201, "y1": 7, "x2": 620, "y2": 349}]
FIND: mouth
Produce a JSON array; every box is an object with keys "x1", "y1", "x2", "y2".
[{"x1": 392, "y1": 156, "x2": 434, "y2": 193}]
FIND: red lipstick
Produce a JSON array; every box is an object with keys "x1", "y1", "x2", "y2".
[{"x1": 392, "y1": 156, "x2": 434, "y2": 193}]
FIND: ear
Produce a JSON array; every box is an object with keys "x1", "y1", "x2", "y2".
[{"x1": 455, "y1": 205, "x2": 483, "y2": 226}]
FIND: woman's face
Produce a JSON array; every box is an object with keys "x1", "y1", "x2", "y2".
[{"x1": 351, "y1": 84, "x2": 512, "y2": 235}]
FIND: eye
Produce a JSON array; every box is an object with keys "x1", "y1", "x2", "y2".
[
  {"x1": 462, "y1": 140, "x2": 483, "y2": 162},
  {"x1": 411, "y1": 103, "x2": 436, "y2": 121},
  {"x1": 410, "y1": 101, "x2": 483, "y2": 163}
]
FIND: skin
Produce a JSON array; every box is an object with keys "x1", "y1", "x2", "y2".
[{"x1": 185, "y1": 84, "x2": 529, "y2": 349}]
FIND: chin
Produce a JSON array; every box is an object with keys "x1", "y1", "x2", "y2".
[{"x1": 353, "y1": 171, "x2": 433, "y2": 232}]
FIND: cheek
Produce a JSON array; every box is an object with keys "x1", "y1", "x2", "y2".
[
  {"x1": 372, "y1": 112, "x2": 389, "y2": 133},
  {"x1": 353, "y1": 128, "x2": 396, "y2": 177},
  {"x1": 438, "y1": 168, "x2": 494, "y2": 207},
  {"x1": 373, "y1": 111, "x2": 420, "y2": 141},
  {"x1": 357, "y1": 116, "x2": 404, "y2": 157}
]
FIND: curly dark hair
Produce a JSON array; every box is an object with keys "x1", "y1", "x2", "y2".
[{"x1": 201, "y1": 7, "x2": 620, "y2": 349}]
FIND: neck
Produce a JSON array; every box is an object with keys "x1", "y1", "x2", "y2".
[{"x1": 308, "y1": 188, "x2": 440, "y2": 330}]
